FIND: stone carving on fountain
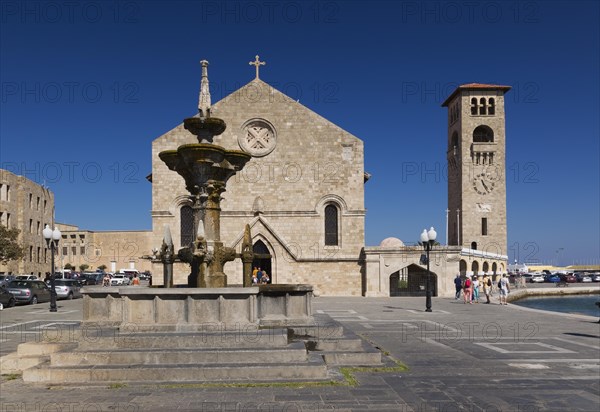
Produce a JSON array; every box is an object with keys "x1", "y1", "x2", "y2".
[{"x1": 158, "y1": 60, "x2": 252, "y2": 287}]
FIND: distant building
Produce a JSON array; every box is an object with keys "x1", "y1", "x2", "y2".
[
  {"x1": 54, "y1": 223, "x2": 152, "y2": 273},
  {"x1": 0, "y1": 169, "x2": 55, "y2": 276}
]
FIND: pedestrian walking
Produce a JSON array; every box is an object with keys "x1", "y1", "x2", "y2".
[
  {"x1": 499, "y1": 274, "x2": 510, "y2": 305},
  {"x1": 454, "y1": 274, "x2": 462, "y2": 300},
  {"x1": 472, "y1": 276, "x2": 480, "y2": 303},
  {"x1": 463, "y1": 276, "x2": 472, "y2": 304}
]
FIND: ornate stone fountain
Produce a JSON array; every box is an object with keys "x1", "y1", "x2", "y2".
[{"x1": 158, "y1": 60, "x2": 251, "y2": 288}]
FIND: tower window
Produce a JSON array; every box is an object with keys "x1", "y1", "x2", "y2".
[
  {"x1": 324, "y1": 204, "x2": 339, "y2": 246},
  {"x1": 488, "y1": 98, "x2": 495, "y2": 115},
  {"x1": 479, "y1": 98, "x2": 487, "y2": 115},
  {"x1": 482, "y1": 218, "x2": 488, "y2": 236},
  {"x1": 180, "y1": 205, "x2": 194, "y2": 247},
  {"x1": 473, "y1": 125, "x2": 494, "y2": 143},
  {"x1": 470, "y1": 98, "x2": 478, "y2": 115},
  {"x1": 471, "y1": 242, "x2": 477, "y2": 250}
]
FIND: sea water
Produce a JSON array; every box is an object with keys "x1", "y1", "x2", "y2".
[{"x1": 513, "y1": 294, "x2": 600, "y2": 317}]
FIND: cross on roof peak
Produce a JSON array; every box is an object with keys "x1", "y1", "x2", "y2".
[{"x1": 249, "y1": 55, "x2": 266, "y2": 80}]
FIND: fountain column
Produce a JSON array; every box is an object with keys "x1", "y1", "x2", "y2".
[{"x1": 159, "y1": 60, "x2": 251, "y2": 288}]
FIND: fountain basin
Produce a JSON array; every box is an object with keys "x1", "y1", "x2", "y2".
[
  {"x1": 81, "y1": 284, "x2": 314, "y2": 331},
  {"x1": 184, "y1": 117, "x2": 226, "y2": 136}
]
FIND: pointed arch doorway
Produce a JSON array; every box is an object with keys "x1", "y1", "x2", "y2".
[{"x1": 252, "y1": 240, "x2": 272, "y2": 283}]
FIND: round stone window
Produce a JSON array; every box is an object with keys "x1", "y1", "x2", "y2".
[{"x1": 238, "y1": 119, "x2": 277, "y2": 157}]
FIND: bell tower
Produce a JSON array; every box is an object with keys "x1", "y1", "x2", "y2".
[{"x1": 443, "y1": 84, "x2": 511, "y2": 256}]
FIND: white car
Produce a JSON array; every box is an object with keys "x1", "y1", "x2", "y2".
[
  {"x1": 110, "y1": 274, "x2": 130, "y2": 286},
  {"x1": 530, "y1": 274, "x2": 545, "y2": 283}
]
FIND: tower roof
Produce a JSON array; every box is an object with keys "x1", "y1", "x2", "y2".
[{"x1": 442, "y1": 83, "x2": 511, "y2": 107}]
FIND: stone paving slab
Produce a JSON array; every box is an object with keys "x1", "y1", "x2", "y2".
[{"x1": 1, "y1": 291, "x2": 599, "y2": 411}]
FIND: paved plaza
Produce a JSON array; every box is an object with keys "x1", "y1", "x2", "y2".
[{"x1": 1, "y1": 288, "x2": 599, "y2": 411}]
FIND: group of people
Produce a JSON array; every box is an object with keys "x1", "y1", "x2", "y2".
[
  {"x1": 251, "y1": 267, "x2": 270, "y2": 285},
  {"x1": 454, "y1": 273, "x2": 510, "y2": 305}
]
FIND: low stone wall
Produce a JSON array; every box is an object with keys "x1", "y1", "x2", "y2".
[{"x1": 81, "y1": 285, "x2": 314, "y2": 331}]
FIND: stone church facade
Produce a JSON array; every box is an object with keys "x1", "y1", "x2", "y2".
[
  {"x1": 150, "y1": 78, "x2": 366, "y2": 295},
  {"x1": 147, "y1": 66, "x2": 509, "y2": 298}
]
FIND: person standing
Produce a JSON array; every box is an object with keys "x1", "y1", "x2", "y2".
[
  {"x1": 463, "y1": 276, "x2": 472, "y2": 304},
  {"x1": 482, "y1": 274, "x2": 492, "y2": 304},
  {"x1": 499, "y1": 274, "x2": 510, "y2": 305},
  {"x1": 472, "y1": 276, "x2": 480, "y2": 303},
  {"x1": 131, "y1": 274, "x2": 140, "y2": 286},
  {"x1": 454, "y1": 274, "x2": 462, "y2": 300},
  {"x1": 257, "y1": 267, "x2": 263, "y2": 283}
]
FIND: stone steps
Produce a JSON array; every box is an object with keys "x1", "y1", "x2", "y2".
[
  {"x1": 291, "y1": 314, "x2": 383, "y2": 367},
  {"x1": 76, "y1": 329, "x2": 289, "y2": 350},
  {"x1": 51, "y1": 342, "x2": 308, "y2": 366},
  {"x1": 15, "y1": 314, "x2": 384, "y2": 384},
  {"x1": 24, "y1": 358, "x2": 329, "y2": 383}
]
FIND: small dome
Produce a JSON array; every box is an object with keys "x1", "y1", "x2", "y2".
[{"x1": 379, "y1": 237, "x2": 404, "y2": 247}]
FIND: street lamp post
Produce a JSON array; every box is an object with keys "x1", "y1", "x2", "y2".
[
  {"x1": 420, "y1": 227, "x2": 437, "y2": 313},
  {"x1": 43, "y1": 224, "x2": 61, "y2": 313}
]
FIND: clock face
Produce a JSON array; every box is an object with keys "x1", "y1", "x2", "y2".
[{"x1": 472, "y1": 172, "x2": 495, "y2": 195}]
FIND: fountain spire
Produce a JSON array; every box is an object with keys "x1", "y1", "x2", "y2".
[{"x1": 198, "y1": 60, "x2": 211, "y2": 119}]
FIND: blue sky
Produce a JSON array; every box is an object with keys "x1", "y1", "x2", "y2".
[{"x1": 1, "y1": 1, "x2": 598, "y2": 266}]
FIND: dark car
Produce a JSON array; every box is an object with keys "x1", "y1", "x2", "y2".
[
  {"x1": 0, "y1": 274, "x2": 16, "y2": 288},
  {"x1": 81, "y1": 273, "x2": 103, "y2": 285},
  {"x1": 559, "y1": 273, "x2": 577, "y2": 283},
  {"x1": 6, "y1": 280, "x2": 51, "y2": 304},
  {"x1": 0, "y1": 286, "x2": 16, "y2": 308}
]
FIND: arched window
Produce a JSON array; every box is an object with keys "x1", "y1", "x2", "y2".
[
  {"x1": 180, "y1": 205, "x2": 194, "y2": 247},
  {"x1": 471, "y1": 241, "x2": 477, "y2": 250},
  {"x1": 470, "y1": 98, "x2": 478, "y2": 115},
  {"x1": 473, "y1": 125, "x2": 494, "y2": 143},
  {"x1": 479, "y1": 97, "x2": 487, "y2": 115},
  {"x1": 324, "y1": 204, "x2": 339, "y2": 246},
  {"x1": 488, "y1": 98, "x2": 495, "y2": 115}
]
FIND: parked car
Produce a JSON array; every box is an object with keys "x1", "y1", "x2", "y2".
[
  {"x1": 53, "y1": 279, "x2": 82, "y2": 300},
  {"x1": 519, "y1": 274, "x2": 533, "y2": 283},
  {"x1": 574, "y1": 273, "x2": 592, "y2": 283},
  {"x1": 590, "y1": 273, "x2": 600, "y2": 282},
  {"x1": 0, "y1": 274, "x2": 16, "y2": 288},
  {"x1": 110, "y1": 274, "x2": 131, "y2": 286},
  {"x1": 545, "y1": 274, "x2": 561, "y2": 283},
  {"x1": 15, "y1": 275, "x2": 38, "y2": 281},
  {"x1": 530, "y1": 274, "x2": 545, "y2": 283},
  {"x1": 5, "y1": 280, "x2": 51, "y2": 305},
  {"x1": 559, "y1": 273, "x2": 577, "y2": 283},
  {"x1": 81, "y1": 273, "x2": 104, "y2": 286},
  {"x1": 0, "y1": 286, "x2": 16, "y2": 308}
]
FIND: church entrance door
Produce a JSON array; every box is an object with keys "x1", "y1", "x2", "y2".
[{"x1": 252, "y1": 240, "x2": 272, "y2": 283}]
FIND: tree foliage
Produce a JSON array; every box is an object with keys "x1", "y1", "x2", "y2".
[
  {"x1": 97, "y1": 264, "x2": 107, "y2": 271},
  {"x1": 0, "y1": 225, "x2": 25, "y2": 263},
  {"x1": 79, "y1": 264, "x2": 89, "y2": 272}
]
